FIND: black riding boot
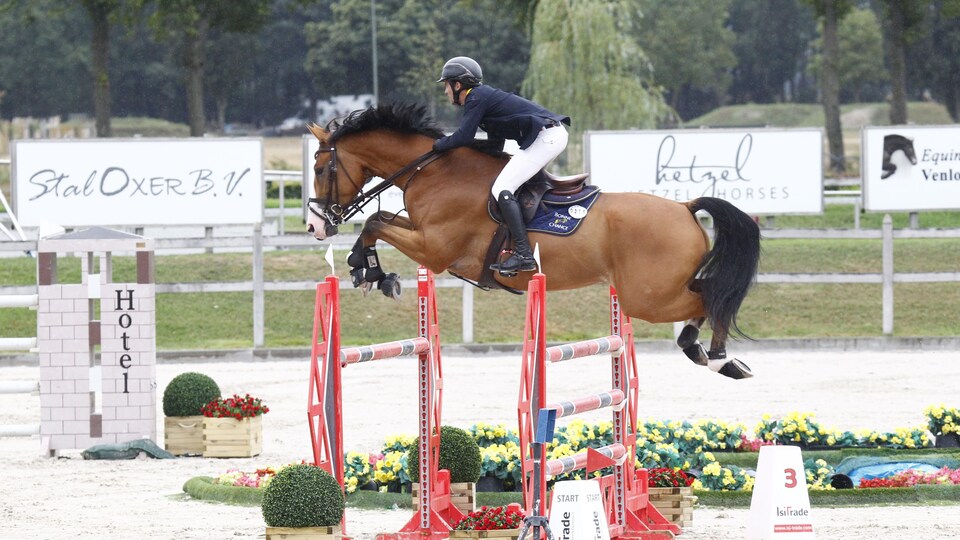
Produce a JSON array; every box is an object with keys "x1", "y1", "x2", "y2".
[{"x1": 490, "y1": 190, "x2": 538, "y2": 275}]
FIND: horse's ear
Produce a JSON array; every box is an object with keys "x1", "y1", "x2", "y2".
[{"x1": 307, "y1": 123, "x2": 330, "y2": 143}]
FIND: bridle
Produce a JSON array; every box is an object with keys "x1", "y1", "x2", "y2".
[{"x1": 307, "y1": 145, "x2": 444, "y2": 226}]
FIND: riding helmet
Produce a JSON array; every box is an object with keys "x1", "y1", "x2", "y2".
[{"x1": 437, "y1": 56, "x2": 483, "y2": 86}]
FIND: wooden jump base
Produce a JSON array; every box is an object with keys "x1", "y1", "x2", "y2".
[
  {"x1": 308, "y1": 267, "x2": 462, "y2": 540},
  {"x1": 517, "y1": 273, "x2": 680, "y2": 538}
]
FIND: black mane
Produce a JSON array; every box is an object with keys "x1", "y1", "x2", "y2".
[
  {"x1": 327, "y1": 103, "x2": 444, "y2": 144},
  {"x1": 325, "y1": 102, "x2": 509, "y2": 159}
]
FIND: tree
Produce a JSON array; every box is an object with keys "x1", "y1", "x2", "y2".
[
  {"x1": 636, "y1": 0, "x2": 737, "y2": 120},
  {"x1": 77, "y1": 1, "x2": 118, "y2": 136},
  {"x1": 809, "y1": 6, "x2": 887, "y2": 103},
  {"x1": 806, "y1": 0, "x2": 854, "y2": 172},
  {"x1": 148, "y1": 0, "x2": 270, "y2": 136},
  {"x1": 876, "y1": 0, "x2": 927, "y2": 124},
  {"x1": 729, "y1": 0, "x2": 818, "y2": 104},
  {"x1": 305, "y1": 0, "x2": 530, "y2": 125},
  {"x1": 523, "y1": 0, "x2": 667, "y2": 136},
  {"x1": 914, "y1": 0, "x2": 960, "y2": 121}
]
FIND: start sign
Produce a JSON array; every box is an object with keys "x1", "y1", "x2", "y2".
[{"x1": 549, "y1": 480, "x2": 610, "y2": 540}]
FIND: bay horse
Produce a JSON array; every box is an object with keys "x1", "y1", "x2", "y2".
[{"x1": 305, "y1": 104, "x2": 761, "y2": 379}]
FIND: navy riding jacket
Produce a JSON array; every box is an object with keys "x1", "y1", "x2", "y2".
[{"x1": 433, "y1": 85, "x2": 570, "y2": 152}]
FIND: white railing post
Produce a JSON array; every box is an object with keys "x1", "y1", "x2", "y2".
[
  {"x1": 882, "y1": 215, "x2": 894, "y2": 335},
  {"x1": 253, "y1": 223, "x2": 265, "y2": 348},
  {"x1": 462, "y1": 283, "x2": 473, "y2": 344}
]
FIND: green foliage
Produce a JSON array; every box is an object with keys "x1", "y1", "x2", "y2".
[
  {"x1": 636, "y1": 0, "x2": 737, "y2": 113},
  {"x1": 162, "y1": 372, "x2": 220, "y2": 417},
  {"x1": 808, "y1": 7, "x2": 887, "y2": 102},
  {"x1": 183, "y1": 476, "x2": 263, "y2": 506},
  {"x1": 408, "y1": 425, "x2": 482, "y2": 484},
  {"x1": 261, "y1": 464, "x2": 344, "y2": 528},
  {"x1": 524, "y1": 0, "x2": 668, "y2": 138}
]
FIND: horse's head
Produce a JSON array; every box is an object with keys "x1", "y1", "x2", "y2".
[
  {"x1": 305, "y1": 122, "x2": 350, "y2": 240},
  {"x1": 305, "y1": 104, "x2": 445, "y2": 240}
]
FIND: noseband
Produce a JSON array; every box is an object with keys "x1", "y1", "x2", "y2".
[{"x1": 308, "y1": 145, "x2": 444, "y2": 226}]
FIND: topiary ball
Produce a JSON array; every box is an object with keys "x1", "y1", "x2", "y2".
[
  {"x1": 162, "y1": 372, "x2": 221, "y2": 417},
  {"x1": 408, "y1": 425, "x2": 482, "y2": 484},
  {"x1": 262, "y1": 464, "x2": 344, "y2": 527}
]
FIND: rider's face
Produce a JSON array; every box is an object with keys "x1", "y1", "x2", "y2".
[{"x1": 444, "y1": 81, "x2": 458, "y2": 105}]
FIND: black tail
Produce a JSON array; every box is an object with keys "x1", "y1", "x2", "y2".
[{"x1": 687, "y1": 197, "x2": 761, "y2": 340}]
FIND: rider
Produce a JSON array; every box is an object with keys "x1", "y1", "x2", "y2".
[{"x1": 433, "y1": 56, "x2": 570, "y2": 275}]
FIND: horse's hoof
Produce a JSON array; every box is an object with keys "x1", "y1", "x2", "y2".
[
  {"x1": 379, "y1": 273, "x2": 401, "y2": 300},
  {"x1": 709, "y1": 358, "x2": 753, "y2": 380},
  {"x1": 683, "y1": 343, "x2": 709, "y2": 366},
  {"x1": 360, "y1": 281, "x2": 373, "y2": 296},
  {"x1": 350, "y1": 267, "x2": 365, "y2": 288},
  {"x1": 677, "y1": 324, "x2": 700, "y2": 349}
]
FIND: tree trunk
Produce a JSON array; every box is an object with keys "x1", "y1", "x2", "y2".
[
  {"x1": 216, "y1": 97, "x2": 227, "y2": 133},
  {"x1": 887, "y1": 3, "x2": 908, "y2": 124},
  {"x1": 821, "y1": 0, "x2": 845, "y2": 173},
  {"x1": 90, "y1": 2, "x2": 111, "y2": 137},
  {"x1": 184, "y1": 16, "x2": 210, "y2": 137}
]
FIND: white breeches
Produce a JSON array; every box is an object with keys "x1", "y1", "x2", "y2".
[{"x1": 491, "y1": 125, "x2": 568, "y2": 196}]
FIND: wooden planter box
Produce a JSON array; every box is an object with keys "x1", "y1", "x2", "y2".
[
  {"x1": 164, "y1": 415, "x2": 205, "y2": 456},
  {"x1": 411, "y1": 481, "x2": 475, "y2": 515},
  {"x1": 448, "y1": 529, "x2": 521, "y2": 539},
  {"x1": 265, "y1": 524, "x2": 341, "y2": 539},
  {"x1": 648, "y1": 486, "x2": 696, "y2": 529},
  {"x1": 202, "y1": 415, "x2": 263, "y2": 457}
]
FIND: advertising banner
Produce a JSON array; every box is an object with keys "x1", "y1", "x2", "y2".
[
  {"x1": 862, "y1": 125, "x2": 960, "y2": 211},
  {"x1": 585, "y1": 129, "x2": 823, "y2": 215},
  {"x1": 12, "y1": 138, "x2": 263, "y2": 227}
]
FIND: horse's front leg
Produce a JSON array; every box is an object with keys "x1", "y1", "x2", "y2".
[{"x1": 346, "y1": 212, "x2": 416, "y2": 298}]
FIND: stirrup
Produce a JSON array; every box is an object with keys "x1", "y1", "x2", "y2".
[{"x1": 490, "y1": 253, "x2": 537, "y2": 276}]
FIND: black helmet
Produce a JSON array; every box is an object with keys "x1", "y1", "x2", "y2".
[{"x1": 437, "y1": 56, "x2": 482, "y2": 86}]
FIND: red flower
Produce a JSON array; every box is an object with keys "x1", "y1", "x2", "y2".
[{"x1": 202, "y1": 394, "x2": 270, "y2": 418}]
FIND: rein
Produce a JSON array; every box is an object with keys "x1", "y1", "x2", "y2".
[{"x1": 308, "y1": 148, "x2": 444, "y2": 225}]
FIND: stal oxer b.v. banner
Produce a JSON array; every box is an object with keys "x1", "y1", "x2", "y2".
[
  {"x1": 11, "y1": 138, "x2": 264, "y2": 227},
  {"x1": 584, "y1": 129, "x2": 823, "y2": 215},
  {"x1": 861, "y1": 125, "x2": 960, "y2": 212}
]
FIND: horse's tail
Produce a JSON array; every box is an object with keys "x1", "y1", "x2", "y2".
[{"x1": 686, "y1": 197, "x2": 761, "y2": 340}]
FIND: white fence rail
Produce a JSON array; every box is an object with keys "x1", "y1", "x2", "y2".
[{"x1": 0, "y1": 293, "x2": 40, "y2": 437}]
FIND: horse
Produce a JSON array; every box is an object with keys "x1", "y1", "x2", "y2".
[
  {"x1": 305, "y1": 104, "x2": 761, "y2": 380},
  {"x1": 881, "y1": 134, "x2": 917, "y2": 179}
]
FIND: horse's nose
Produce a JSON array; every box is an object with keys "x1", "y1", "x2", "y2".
[{"x1": 307, "y1": 223, "x2": 315, "y2": 233}]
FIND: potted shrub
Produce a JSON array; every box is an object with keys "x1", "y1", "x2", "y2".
[
  {"x1": 262, "y1": 464, "x2": 344, "y2": 539},
  {"x1": 202, "y1": 393, "x2": 269, "y2": 457},
  {"x1": 162, "y1": 372, "x2": 220, "y2": 455},
  {"x1": 925, "y1": 403, "x2": 960, "y2": 448},
  {"x1": 408, "y1": 425, "x2": 482, "y2": 515},
  {"x1": 450, "y1": 504, "x2": 525, "y2": 539},
  {"x1": 647, "y1": 467, "x2": 696, "y2": 528}
]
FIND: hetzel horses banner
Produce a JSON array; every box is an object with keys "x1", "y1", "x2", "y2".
[
  {"x1": 12, "y1": 138, "x2": 264, "y2": 227},
  {"x1": 861, "y1": 125, "x2": 960, "y2": 212},
  {"x1": 584, "y1": 128, "x2": 824, "y2": 215}
]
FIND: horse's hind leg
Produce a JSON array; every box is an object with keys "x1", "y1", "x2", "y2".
[
  {"x1": 677, "y1": 318, "x2": 709, "y2": 366},
  {"x1": 707, "y1": 332, "x2": 753, "y2": 380}
]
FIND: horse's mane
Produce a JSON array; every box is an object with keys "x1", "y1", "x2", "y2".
[
  {"x1": 326, "y1": 102, "x2": 509, "y2": 158},
  {"x1": 326, "y1": 103, "x2": 444, "y2": 144}
]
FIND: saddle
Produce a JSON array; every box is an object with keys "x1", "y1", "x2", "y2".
[
  {"x1": 473, "y1": 170, "x2": 593, "y2": 292},
  {"x1": 487, "y1": 170, "x2": 591, "y2": 224}
]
